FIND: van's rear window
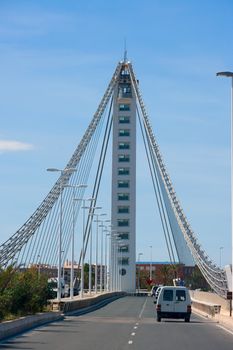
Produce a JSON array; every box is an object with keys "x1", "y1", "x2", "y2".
[
  {"x1": 163, "y1": 290, "x2": 173, "y2": 301},
  {"x1": 176, "y1": 290, "x2": 186, "y2": 301}
]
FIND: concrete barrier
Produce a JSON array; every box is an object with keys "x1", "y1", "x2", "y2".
[
  {"x1": 52, "y1": 291, "x2": 126, "y2": 313},
  {"x1": 189, "y1": 290, "x2": 229, "y2": 312},
  {"x1": 0, "y1": 312, "x2": 63, "y2": 341},
  {"x1": 191, "y1": 298, "x2": 221, "y2": 317},
  {"x1": 0, "y1": 292, "x2": 126, "y2": 341},
  {"x1": 189, "y1": 290, "x2": 229, "y2": 317},
  {"x1": 127, "y1": 291, "x2": 149, "y2": 296}
]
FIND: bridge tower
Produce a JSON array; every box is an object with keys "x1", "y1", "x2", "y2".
[
  {"x1": 111, "y1": 59, "x2": 136, "y2": 292},
  {"x1": 0, "y1": 56, "x2": 228, "y2": 299}
]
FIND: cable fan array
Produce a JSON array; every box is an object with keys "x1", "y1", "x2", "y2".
[
  {"x1": 128, "y1": 63, "x2": 228, "y2": 298},
  {"x1": 0, "y1": 59, "x2": 228, "y2": 299},
  {"x1": 0, "y1": 62, "x2": 122, "y2": 269}
]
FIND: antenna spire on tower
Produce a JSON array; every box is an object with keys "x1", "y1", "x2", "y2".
[{"x1": 124, "y1": 38, "x2": 127, "y2": 63}]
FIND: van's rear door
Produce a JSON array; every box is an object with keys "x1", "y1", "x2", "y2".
[
  {"x1": 161, "y1": 289, "x2": 174, "y2": 313},
  {"x1": 174, "y1": 289, "x2": 187, "y2": 313}
]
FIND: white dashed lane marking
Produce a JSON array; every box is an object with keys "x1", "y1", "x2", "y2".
[
  {"x1": 127, "y1": 299, "x2": 148, "y2": 346},
  {"x1": 139, "y1": 298, "x2": 148, "y2": 319}
]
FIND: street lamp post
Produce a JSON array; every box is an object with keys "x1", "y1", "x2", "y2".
[
  {"x1": 217, "y1": 71, "x2": 233, "y2": 297},
  {"x1": 94, "y1": 213, "x2": 106, "y2": 293},
  {"x1": 114, "y1": 238, "x2": 118, "y2": 291},
  {"x1": 81, "y1": 199, "x2": 95, "y2": 298},
  {"x1": 109, "y1": 229, "x2": 117, "y2": 292},
  {"x1": 74, "y1": 197, "x2": 95, "y2": 298},
  {"x1": 99, "y1": 220, "x2": 110, "y2": 293},
  {"x1": 63, "y1": 184, "x2": 87, "y2": 299},
  {"x1": 88, "y1": 207, "x2": 101, "y2": 295},
  {"x1": 118, "y1": 243, "x2": 125, "y2": 291},
  {"x1": 89, "y1": 212, "x2": 93, "y2": 295},
  {"x1": 47, "y1": 167, "x2": 76, "y2": 301},
  {"x1": 104, "y1": 232, "x2": 110, "y2": 291},
  {"x1": 99, "y1": 222, "x2": 104, "y2": 293},
  {"x1": 149, "y1": 245, "x2": 152, "y2": 281},
  {"x1": 112, "y1": 233, "x2": 119, "y2": 291},
  {"x1": 137, "y1": 253, "x2": 143, "y2": 294}
]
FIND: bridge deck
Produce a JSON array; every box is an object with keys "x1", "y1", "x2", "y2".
[{"x1": 1, "y1": 296, "x2": 233, "y2": 349}]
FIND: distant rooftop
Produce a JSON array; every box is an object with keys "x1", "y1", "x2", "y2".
[{"x1": 136, "y1": 261, "x2": 178, "y2": 265}]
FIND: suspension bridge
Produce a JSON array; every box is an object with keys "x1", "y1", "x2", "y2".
[{"x1": 0, "y1": 55, "x2": 229, "y2": 300}]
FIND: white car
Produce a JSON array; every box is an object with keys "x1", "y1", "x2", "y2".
[
  {"x1": 155, "y1": 286, "x2": 192, "y2": 322},
  {"x1": 150, "y1": 285, "x2": 158, "y2": 297},
  {"x1": 154, "y1": 286, "x2": 162, "y2": 301}
]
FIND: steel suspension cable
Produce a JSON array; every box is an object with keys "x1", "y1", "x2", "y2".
[
  {"x1": 0, "y1": 62, "x2": 122, "y2": 268},
  {"x1": 78, "y1": 96, "x2": 114, "y2": 269},
  {"x1": 137, "y1": 108, "x2": 176, "y2": 264}
]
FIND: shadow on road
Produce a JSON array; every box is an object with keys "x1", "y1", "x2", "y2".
[{"x1": 161, "y1": 319, "x2": 216, "y2": 324}]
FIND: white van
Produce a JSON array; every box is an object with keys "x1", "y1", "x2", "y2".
[
  {"x1": 48, "y1": 277, "x2": 65, "y2": 298},
  {"x1": 155, "y1": 286, "x2": 192, "y2": 322}
]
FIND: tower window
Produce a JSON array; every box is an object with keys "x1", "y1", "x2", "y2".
[
  {"x1": 121, "y1": 68, "x2": 130, "y2": 76},
  {"x1": 118, "y1": 193, "x2": 129, "y2": 201},
  {"x1": 119, "y1": 116, "x2": 130, "y2": 124},
  {"x1": 119, "y1": 129, "x2": 130, "y2": 137},
  {"x1": 118, "y1": 206, "x2": 130, "y2": 213},
  {"x1": 118, "y1": 232, "x2": 129, "y2": 240},
  {"x1": 118, "y1": 180, "x2": 129, "y2": 188},
  {"x1": 118, "y1": 154, "x2": 130, "y2": 162},
  {"x1": 118, "y1": 85, "x2": 132, "y2": 98},
  {"x1": 118, "y1": 219, "x2": 129, "y2": 227},
  {"x1": 118, "y1": 167, "x2": 130, "y2": 175},
  {"x1": 118, "y1": 142, "x2": 130, "y2": 150},
  {"x1": 119, "y1": 104, "x2": 130, "y2": 111}
]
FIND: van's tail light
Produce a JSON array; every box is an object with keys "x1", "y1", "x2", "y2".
[
  {"x1": 187, "y1": 305, "x2": 192, "y2": 313},
  {"x1": 156, "y1": 304, "x2": 161, "y2": 311}
]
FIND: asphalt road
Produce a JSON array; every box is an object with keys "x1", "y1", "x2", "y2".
[{"x1": 1, "y1": 296, "x2": 233, "y2": 350}]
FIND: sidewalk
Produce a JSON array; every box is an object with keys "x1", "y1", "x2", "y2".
[
  {"x1": 190, "y1": 290, "x2": 233, "y2": 332},
  {"x1": 216, "y1": 310, "x2": 233, "y2": 331},
  {"x1": 193, "y1": 306, "x2": 233, "y2": 332}
]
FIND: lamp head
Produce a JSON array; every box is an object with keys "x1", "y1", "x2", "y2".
[{"x1": 216, "y1": 71, "x2": 233, "y2": 77}]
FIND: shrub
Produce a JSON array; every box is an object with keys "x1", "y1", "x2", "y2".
[{"x1": 0, "y1": 266, "x2": 51, "y2": 321}]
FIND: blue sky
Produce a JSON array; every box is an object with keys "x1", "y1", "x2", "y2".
[{"x1": 0, "y1": 0, "x2": 233, "y2": 266}]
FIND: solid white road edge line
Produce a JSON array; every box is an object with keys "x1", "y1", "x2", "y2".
[
  {"x1": 193, "y1": 310, "x2": 233, "y2": 336},
  {"x1": 217, "y1": 325, "x2": 233, "y2": 336}
]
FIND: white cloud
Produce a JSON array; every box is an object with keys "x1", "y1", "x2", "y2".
[{"x1": 0, "y1": 140, "x2": 34, "y2": 152}]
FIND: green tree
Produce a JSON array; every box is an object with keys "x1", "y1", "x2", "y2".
[
  {"x1": 0, "y1": 266, "x2": 52, "y2": 321},
  {"x1": 185, "y1": 266, "x2": 210, "y2": 291},
  {"x1": 155, "y1": 264, "x2": 177, "y2": 286},
  {"x1": 84, "y1": 263, "x2": 89, "y2": 290},
  {"x1": 0, "y1": 266, "x2": 16, "y2": 319}
]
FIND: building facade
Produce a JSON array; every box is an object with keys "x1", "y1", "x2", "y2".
[{"x1": 136, "y1": 261, "x2": 195, "y2": 287}]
